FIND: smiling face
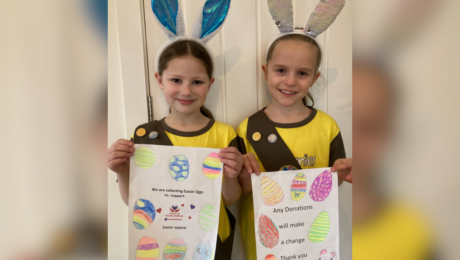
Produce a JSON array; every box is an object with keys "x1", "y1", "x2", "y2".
[
  {"x1": 156, "y1": 55, "x2": 214, "y2": 116},
  {"x1": 263, "y1": 39, "x2": 320, "y2": 108}
]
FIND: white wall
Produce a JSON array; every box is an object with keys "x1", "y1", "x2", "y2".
[{"x1": 109, "y1": 0, "x2": 352, "y2": 259}]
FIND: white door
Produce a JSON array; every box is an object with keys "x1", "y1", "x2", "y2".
[{"x1": 109, "y1": 0, "x2": 352, "y2": 259}]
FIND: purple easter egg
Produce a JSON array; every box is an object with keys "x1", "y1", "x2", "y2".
[{"x1": 310, "y1": 170, "x2": 333, "y2": 202}]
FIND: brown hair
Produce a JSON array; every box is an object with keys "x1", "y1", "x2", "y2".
[
  {"x1": 266, "y1": 34, "x2": 322, "y2": 107},
  {"x1": 158, "y1": 40, "x2": 214, "y2": 119}
]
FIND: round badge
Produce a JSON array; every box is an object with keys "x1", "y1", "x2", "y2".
[
  {"x1": 280, "y1": 165, "x2": 297, "y2": 171},
  {"x1": 268, "y1": 134, "x2": 277, "y2": 143},
  {"x1": 252, "y1": 132, "x2": 261, "y2": 141},
  {"x1": 136, "y1": 128, "x2": 146, "y2": 137},
  {"x1": 149, "y1": 131, "x2": 158, "y2": 139}
]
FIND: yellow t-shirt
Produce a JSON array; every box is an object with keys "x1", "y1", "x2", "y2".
[
  {"x1": 237, "y1": 108, "x2": 345, "y2": 260},
  {"x1": 353, "y1": 202, "x2": 432, "y2": 260},
  {"x1": 132, "y1": 118, "x2": 237, "y2": 243}
]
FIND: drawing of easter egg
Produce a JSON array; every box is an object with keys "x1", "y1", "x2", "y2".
[
  {"x1": 169, "y1": 155, "x2": 190, "y2": 182},
  {"x1": 163, "y1": 238, "x2": 187, "y2": 260},
  {"x1": 258, "y1": 214, "x2": 279, "y2": 249},
  {"x1": 310, "y1": 170, "x2": 333, "y2": 202},
  {"x1": 260, "y1": 176, "x2": 284, "y2": 206},
  {"x1": 133, "y1": 199, "x2": 155, "y2": 230},
  {"x1": 309, "y1": 211, "x2": 330, "y2": 243},
  {"x1": 192, "y1": 241, "x2": 213, "y2": 260},
  {"x1": 202, "y1": 152, "x2": 222, "y2": 180},
  {"x1": 265, "y1": 254, "x2": 278, "y2": 260},
  {"x1": 199, "y1": 204, "x2": 218, "y2": 232},
  {"x1": 290, "y1": 173, "x2": 307, "y2": 201},
  {"x1": 134, "y1": 147, "x2": 157, "y2": 169},
  {"x1": 136, "y1": 237, "x2": 160, "y2": 260},
  {"x1": 280, "y1": 165, "x2": 297, "y2": 171}
]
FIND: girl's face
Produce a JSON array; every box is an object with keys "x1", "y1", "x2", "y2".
[
  {"x1": 263, "y1": 40, "x2": 320, "y2": 108},
  {"x1": 156, "y1": 55, "x2": 214, "y2": 115}
]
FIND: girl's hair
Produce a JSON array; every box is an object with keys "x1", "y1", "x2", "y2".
[
  {"x1": 158, "y1": 40, "x2": 214, "y2": 119},
  {"x1": 266, "y1": 34, "x2": 322, "y2": 107}
]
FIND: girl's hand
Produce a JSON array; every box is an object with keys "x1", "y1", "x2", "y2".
[
  {"x1": 240, "y1": 152, "x2": 261, "y2": 178},
  {"x1": 108, "y1": 139, "x2": 134, "y2": 175},
  {"x1": 331, "y1": 158, "x2": 352, "y2": 183},
  {"x1": 219, "y1": 147, "x2": 243, "y2": 179}
]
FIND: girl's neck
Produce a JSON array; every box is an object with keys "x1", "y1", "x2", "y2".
[
  {"x1": 265, "y1": 100, "x2": 311, "y2": 124},
  {"x1": 165, "y1": 108, "x2": 210, "y2": 132}
]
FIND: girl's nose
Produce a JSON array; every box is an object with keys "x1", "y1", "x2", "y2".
[
  {"x1": 180, "y1": 84, "x2": 192, "y2": 96},
  {"x1": 285, "y1": 74, "x2": 296, "y2": 86}
]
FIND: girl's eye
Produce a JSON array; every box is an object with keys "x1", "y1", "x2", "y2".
[
  {"x1": 171, "y1": 78, "x2": 181, "y2": 83},
  {"x1": 276, "y1": 69, "x2": 286, "y2": 73},
  {"x1": 193, "y1": 80, "x2": 204, "y2": 85},
  {"x1": 298, "y1": 71, "x2": 308, "y2": 76}
]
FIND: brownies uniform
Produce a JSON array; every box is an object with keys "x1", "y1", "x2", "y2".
[
  {"x1": 131, "y1": 118, "x2": 237, "y2": 260},
  {"x1": 237, "y1": 107, "x2": 346, "y2": 260}
]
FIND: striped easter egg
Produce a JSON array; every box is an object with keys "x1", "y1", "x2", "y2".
[
  {"x1": 265, "y1": 254, "x2": 278, "y2": 260},
  {"x1": 309, "y1": 211, "x2": 330, "y2": 243},
  {"x1": 202, "y1": 152, "x2": 222, "y2": 180},
  {"x1": 163, "y1": 238, "x2": 187, "y2": 260},
  {"x1": 136, "y1": 237, "x2": 159, "y2": 260},
  {"x1": 169, "y1": 155, "x2": 190, "y2": 182},
  {"x1": 310, "y1": 170, "x2": 333, "y2": 202},
  {"x1": 290, "y1": 173, "x2": 307, "y2": 201},
  {"x1": 199, "y1": 204, "x2": 218, "y2": 232},
  {"x1": 260, "y1": 176, "x2": 284, "y2": 206},
  {"x1": 133, "y1": 199, "x2": 155, "y2": 230},
  {"x1": 258, "y1": 214, "x2": 279, "y2": 249},
  {"x1": 134, "y1": 147, "x2": 157, "y2": 169}
]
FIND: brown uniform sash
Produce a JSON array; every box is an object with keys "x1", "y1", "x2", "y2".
[
  {"x1": 131, "y1": 119, "x2": 235, "y2": 260},
  {"x1": 247, "y1": 108, "x2": 305, "y2": 172}
]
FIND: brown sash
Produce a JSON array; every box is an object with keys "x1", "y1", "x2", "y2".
[{"x1": 247, "y1": 108, "x2": 303, "y2": 171}]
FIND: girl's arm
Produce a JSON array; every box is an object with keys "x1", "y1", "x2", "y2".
[
  {"x1": 239, "y1": 153, "x2": 261, "y2": 196},
  {"x1": 108, "y1": 139, "x2": 134, "y2": 206},
  {"x1": 219, "y1": 147, "x2": 243, "y2": 207},
  {"x1": 331, "y1": 158, "x2": 353, "y2": 186}
]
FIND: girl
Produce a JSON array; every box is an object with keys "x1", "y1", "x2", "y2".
[
  {"x1": 108, "y1": 40, "x2": 242, "y2": 260},
  {"x1": 237, "y1": 33, "x2": 352, "y2": 259}
]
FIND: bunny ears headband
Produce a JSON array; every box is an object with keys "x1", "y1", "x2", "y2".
[
  {"x1": 266, "y1": 0, "x2": 345, "y2": 52},
  {"x1": 151, "y1": 0, "x2": 231, "y2": 72}
]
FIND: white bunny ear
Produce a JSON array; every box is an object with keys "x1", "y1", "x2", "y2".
[
  {"x1": 267, "y1": 0, "x2": 294, "y2": 33},
  {"x1": 151, "y1": 0, "x2": 185, "y2": 39},
  {"x1": 191, "y1": 0, "x2": 231, "y2": 43},
  {"x1": 304, "y1": 0, "x2": 345, "y2": 38}
]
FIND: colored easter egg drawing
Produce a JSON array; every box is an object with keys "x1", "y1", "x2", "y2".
[
  {"x1": 258, "y1": 214, "x2": 279, "y2": 249},
  {"x1": 309, "y1": 211, "x2": 330, "y2": 243},
  {"x1": 136, "y1": 237, "x2": 160, "y2": 260},
  {"x1": 202, "y1": 152, "x2": 222, "y2": 180},
  {"x1": 290, "y1": 172, "x2": 307, "y2": 201},
  {"x1": 163, "y1": 238, "x2": 187, "y2": 260},
  {"x1": 310, "y1": 170, "x2": 333, "y2": 202},
  {"x1": 199, "y1": 204, "x2": 218, "y2": 232},
  {"x1": 318, "y1": 248, "x2": 337, "y2": 260},
  {"x1": 134, "y1": 147, "x2": 157, "y2": 169},
  {"x1": 169, "y1": 155, "x2": 190, "y2": 182},
  {"x1": 192, "y1": 241, "x2": 213, "y2": 260},
  {"x1": 260, "y1": 176, "x2": 284, "y2": 206},
  {"x1": 280, "y1": 165, "x2": 297, "y2": 171},
  {"x1": 265, "y1": 254, "x2": 278, "y2": 260},
  {"x1": 133, "y1": 199, "x2": 155, "y2": 230}
]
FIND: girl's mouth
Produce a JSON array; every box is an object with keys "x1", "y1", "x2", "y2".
[
  {"x1": 177, "y1": 99, "x2": 195, "y2": 105},
  {"x1": 279, "y1": 89, "x2": 297, "y2": 97}
]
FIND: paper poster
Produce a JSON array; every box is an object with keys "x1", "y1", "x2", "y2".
[
  {"x1": 251, "y1": 167, "x2": 340, "y2": 260},
  {"x1": 129, "y1": 144, "x2": 223, "y2": 260}
]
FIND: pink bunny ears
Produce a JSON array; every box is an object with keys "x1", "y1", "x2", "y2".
[{"x1": 267, "y1": 0, "x2": 345, "y2": 38}]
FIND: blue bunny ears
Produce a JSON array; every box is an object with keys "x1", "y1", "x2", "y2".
[{"x1": 151, "y1": 0, "x2": 231, "y2": 71}]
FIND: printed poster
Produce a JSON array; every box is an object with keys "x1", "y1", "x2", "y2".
[
  {"x1": 129, "y1": 144, "x2": 224, "y2": 260},
  {"x1": 251, "y1": 168, "x2": 340, "y2": 260}
]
